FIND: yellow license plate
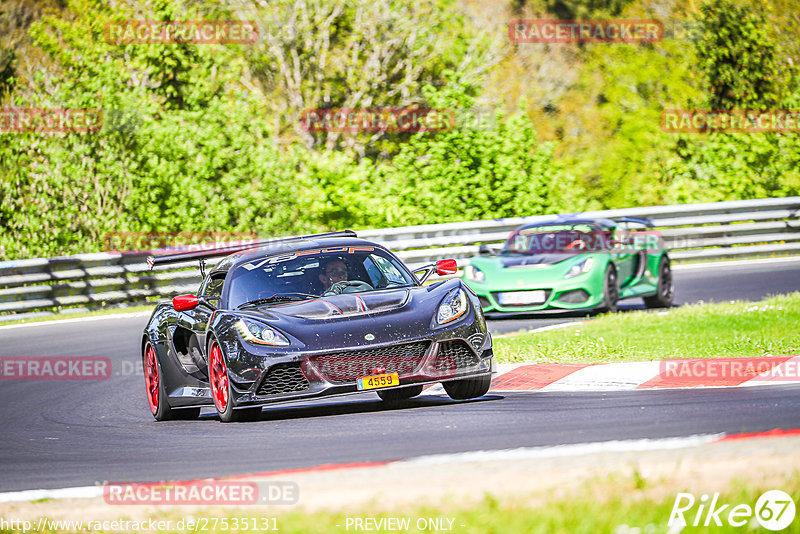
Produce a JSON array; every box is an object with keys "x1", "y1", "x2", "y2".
[{"x1": 356, "y1": 372, "x2": 400, "y2": 390}]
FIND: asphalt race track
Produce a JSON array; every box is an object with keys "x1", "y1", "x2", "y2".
[{"x1": 1, "y1": 258, "x2": 799, "y2": 492}]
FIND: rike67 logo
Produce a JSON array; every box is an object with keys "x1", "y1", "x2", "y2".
[{"x1": 669, "y1": 490, "x2": 796, "y2": 530}]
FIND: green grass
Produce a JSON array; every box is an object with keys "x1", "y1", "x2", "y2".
[
  {"x1": 226, "y1": 481, "x2": 800, "y2": 533},
  {"x1": 0, "y1": 304, "x2": 155, "y2": 325},
  {"x1": 11, "y1": 471, "x2": 798, "y2": 533},
  {"x1": 269, "y1": 477, "x2": 800, "y2": 534},
  {"x1": 493, "y1": 292, "x2": 800, "y2": 364}
]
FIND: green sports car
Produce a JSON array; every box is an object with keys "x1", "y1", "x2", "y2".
[{"x1": 461, "y1": 217, "x2": 674, "y2": 314}]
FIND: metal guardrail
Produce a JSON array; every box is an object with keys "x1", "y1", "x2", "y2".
[{"x1": 1, "y1": 197, "x2": 798, "y2": 321}]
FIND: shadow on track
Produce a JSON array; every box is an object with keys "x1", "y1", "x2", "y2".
[
  {"x1": 485, "y1": 302, "x2": 646, "y2": 322},
  {"x1": 197, "y1": 394, "x2": 506, "y2": 423}
]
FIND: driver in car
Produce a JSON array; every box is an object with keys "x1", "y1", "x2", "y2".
[
  {"x1": 320, "y1": 258, "x2": 349, "y2": 291},
  {"x1": 319, "y1": 257, "x2": 373, "y2": 295}
]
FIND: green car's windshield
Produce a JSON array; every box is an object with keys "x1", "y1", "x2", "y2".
[{"x1": 502, "y1": 224, "x2": 609, "y2": 255}]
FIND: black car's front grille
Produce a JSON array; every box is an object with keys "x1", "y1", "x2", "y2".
[
  {"x1": 432, "y1": 340, "x2": 481, "y2": 373},
  {"x1": 256, "y1": 363, "x2": 310, "y2": 396},
  {"x1": 309, "y1": 341, "x2": 430, "y2": 384}
]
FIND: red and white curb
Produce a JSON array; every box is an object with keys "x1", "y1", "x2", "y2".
[
  {"x1": 2, "y1": 429, "x2": 799, "y2": 504},
  {"x1": 481, "y1": 356, "x2": 800, "y2": 392}
]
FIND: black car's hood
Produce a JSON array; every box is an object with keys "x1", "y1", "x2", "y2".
[
  {"x1": 500, "y1": 253, "x2": 573, "y2": 268},
  {"x1": 246, "y1": 288, "x2": 410, "y2": 320},
  {"x1": 214, "y1": 278, "x2": 477, "y2": 354}
]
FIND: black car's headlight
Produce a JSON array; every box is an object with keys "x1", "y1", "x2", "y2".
[
  {"x1": 436, "y1": 288, "x2": 469, "y2": 325},
  {"x1": 235, "y1": 319, "x2": 290, "y2": 346},
  {"x1": 564, "y1": 257, "x2": 595, "y2": 279},
  {"x1": 464, "y1": 264, "x2": 485, "y2": 283}
]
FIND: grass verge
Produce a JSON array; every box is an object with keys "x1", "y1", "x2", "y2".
[
  {"x1": 9, "y1": 470, "x2": 798, "y2": 533},
  {"x1": 250, "y1": 476, "x2": 800, "y2": 534},
  {"x1": 493, "y1": 292, "x2": 800, "y2": 363}
]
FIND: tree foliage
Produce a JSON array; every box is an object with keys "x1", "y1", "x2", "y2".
[
  {"x1": 384, "y1": 78, "x2": 585, "y2": 224},
  {"x1": 694, "y1": 0, "x2": 788, "y2": 111},
  {"x1": 244, "y1": 0, "x2": 494, "y2": 158},
  {"x1": 662, "y1": 0, "x2": 800, "y2": 203},
  {"x1": 0, "y1": 0, "x2": 798, "y2": 260}
]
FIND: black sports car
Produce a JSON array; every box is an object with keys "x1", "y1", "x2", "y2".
[{"x1": 142, "y1": 231, "x2": 494, "y2": 422}]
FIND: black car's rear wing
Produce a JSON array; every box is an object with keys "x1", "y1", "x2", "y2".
[{"x1": 146, "y1": 230, "x2": 357, "y2": 269}]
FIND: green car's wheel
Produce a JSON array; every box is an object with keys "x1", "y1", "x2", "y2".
[
  {"x1": 598, "y1": 265, "x2": 618, "y2": 313},
  {"x1": 644, "y1": 256, "x2": 674, "y2": 308},
  {"x1": 377, "y1": 385, "x2": 424, "y2": 403}
]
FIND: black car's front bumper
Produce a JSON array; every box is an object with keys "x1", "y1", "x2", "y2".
[{"x1": 227, "y1": 321, "x2": 493, "y2": 408}]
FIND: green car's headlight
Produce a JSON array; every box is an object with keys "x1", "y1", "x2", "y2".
[
  {"x1": 436, "y1": 288, "x2": 469, "y2": 325},
  {"x1": 464, "y1": 264, "x2": 485, "y2": 283},
  {"x1": 564, "y1": 257, "x2": 595, "y2": 279},
  {"x1": 235, "y1": 319, "x2": 290, "y2": 346}
]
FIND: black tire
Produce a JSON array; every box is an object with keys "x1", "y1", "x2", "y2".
[
  {"x1": 377, "y1": 385, "x2": 424, "y2": 403},
  {"x1": 143, "y1": 341, "x2": 200, "y2": 421},
  {"x1": 644, "y1": 256, "x2": 674, "y2": 308},
  {"x1": 443, "y1": 373, "x2": 491, "y2": 400},
  {"x1": 597, "y1": 265, "x2": 619, "y2": 313},
  {"x1": 219, "y1": 404, "x2": 261, "y2": 423}
]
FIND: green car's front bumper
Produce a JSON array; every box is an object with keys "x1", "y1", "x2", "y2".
[
  {"x1": 464, "y1": 264, "x2": 609, "y2": 313},
  {"x1": 462, "y1": 253, "x2": 663, "y2": 314}
]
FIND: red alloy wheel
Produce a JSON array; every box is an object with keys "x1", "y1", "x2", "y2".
[
  {"x1": 144, "y1": 343, "x2": 159, "y2": 414},
  {"x1": 209, "y1": 341, "x2": 229, "y2": 413}
]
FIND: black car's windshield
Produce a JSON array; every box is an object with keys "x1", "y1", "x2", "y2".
[
  {"x1": 502, "y1": 224, "x2": 609, "y2": 255},
  {"x1": 227, "y1": 248, "x2": 416, "y2": 309}
]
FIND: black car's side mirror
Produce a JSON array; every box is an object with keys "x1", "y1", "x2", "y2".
[
  {"x1": 173, "y1": 294, "x2": 199, "y2": 312},
  {"x1": 174, "y1": 294, "x2": 219, "y2": 312},
  {"x1": 199, "y1": 295, "x2": 220, "y2": 310},
  {"x1": 478, "y1": 244, "x2": 492, "y2": 255}
]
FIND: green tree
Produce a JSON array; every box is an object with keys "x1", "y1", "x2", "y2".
[
  {"x1": 384, "y1": 78, "x2": 586, "y2": 225},
  {"x1": 662, "y1": 0, "x2": 800, "y2": 203},
  {"x1": 244, "y1": 0, "x2": 495, "y2": 158},
  {"x1": 695, "y1": 0, "x2": 788, "y2": 110},
  {"x1": 0, "y1": 0, "x2": 299, "y2": 258}
]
